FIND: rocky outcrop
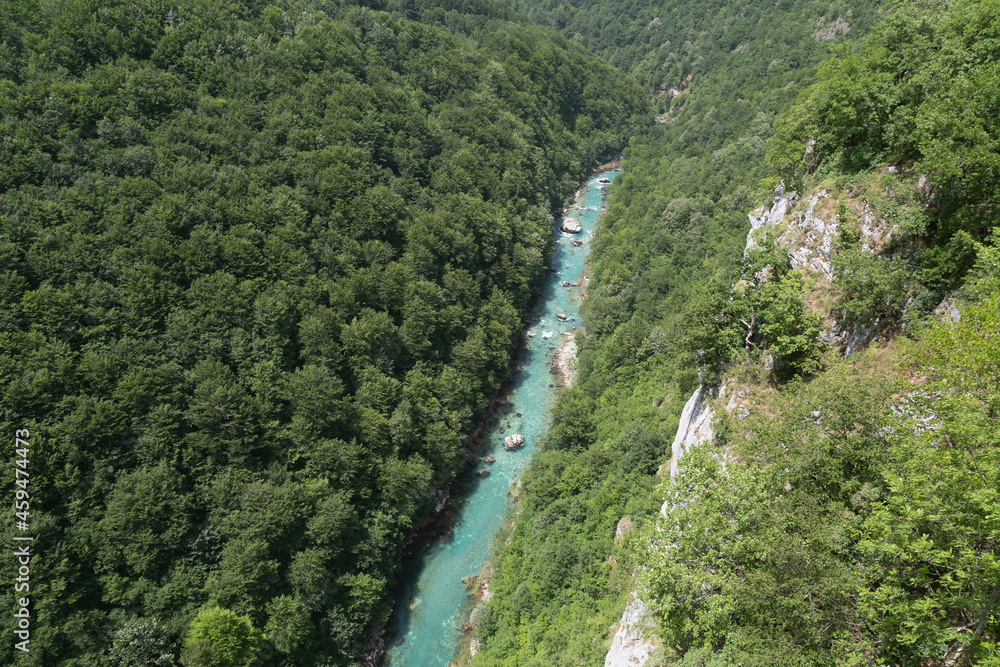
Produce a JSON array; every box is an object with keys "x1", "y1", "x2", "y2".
[
  {"x1": 668, "y1": 385, "x2": 716, "y2": 479},
  {"x1": 746, "y1": 185, "x2": 797, "y2": 254},
  {"x1": 856, "y1": 199, "x2": 895, "y2": 254},
  {"x1": 749, "y1": 183, "x2": 896, "y2": 284},
  {"x1": 814, "y1": 16, "x2": 850, "y2": 41},
  {"x1": 614, "y1": 516, "x2": 635, "y2": 546},
  {"x1": 605, "y1": 595, "x2": 656, "y2": 667},
  {"x1": 837, "y1": 318, "x2": 879, "y2": 358},
  {"x1": 934, "y1": 297, "x2": 961, "y2": 323},
  {"x1": 747, "y1": 188, "x2": 837, "y2": 282},
  {"x1": 606, "y1": 385, "x2": 717, "y2": 667},
  {"x1": 747, "y1": 182, "x2": 900, "y2": 357}
]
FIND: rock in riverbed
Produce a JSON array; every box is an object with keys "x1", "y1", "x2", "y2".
[
  {"x1": 504, "y1": 433, "x2": 524, "y2": 450},
  {"x1": 560, "y1": 218, "x2": 582, "y2": 233}
]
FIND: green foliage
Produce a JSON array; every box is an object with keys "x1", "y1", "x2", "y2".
[
  {"x1": 475, "y1": 0, "x2": 877, "y2": 663},
  {"x1": 180, "y1": 607, "x2": 265, "y2": 667},
  {"x1": 480, "y1": 1, "x2": 1000, "y2": 664},
  {"x1": 963, "y1": 227, "x2": 1000, "y2": 301},
  {"x1": 507, "y1": 0, "x2": 878, "y2": 96},
  {"x1": 768, "y1": 0, "x2": 1000, "y2": 240},
  {"x1": 686, "y1": 243, "x2": 823, "y2": 382},
  {"x1": 832, "y1": 248, "x2": 910, "y2": 327},
  {"x1": 0, "y1": 0, "x2": 650, "y2": 664},
  {"x1": 265, "y1": 595, "x2": 313, "y2": 659},
  {"x1": 755, "y1": 275, "x2": 823, "y2": 380},
  {"x1": 734, "y1": 245, "x2": 824, "y2": 381},
  {"x1": 644, "y1": 295, "x2": 1000, "y2": 664},
  {"x1": 648, "y1": 363, "x2": 900, "y2": 664},
  {"x1": 859, "y1": 294, "x2": 1000, "y2": 664},
  {"x1": 107, "y1": 618, "x2": 176, "y2": 666}
]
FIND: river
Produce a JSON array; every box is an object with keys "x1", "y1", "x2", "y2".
[{"x1": 384, "y1": 169, "x2": 619, "y2": 667}]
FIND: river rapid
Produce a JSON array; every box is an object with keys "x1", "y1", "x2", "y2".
[{"x1": 384, "y1": 169, "x2": 619, "y2": 667}]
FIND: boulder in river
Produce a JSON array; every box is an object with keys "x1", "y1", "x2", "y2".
[
  {"x1": 598, "y1": 177, "x2": 611, "y2": 184},
  {"x1": 556, "y1": 313, "x2": 568, "y2": 321},
  {"x1": 484, "y1": 456, "x2": 495, "y2": 464},
  {"x1": 504, "y1": 433, "x2": 524, "y2": 450},
  {"x1": 478, "y1": 470, "x2": 490, "y2": 478},
  {"x1": 560, "y1": 217, "x2": 582, "y2": 233}
]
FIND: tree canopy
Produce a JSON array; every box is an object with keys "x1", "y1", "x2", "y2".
[{"x1": 0, "y1": 0, "x2": 649, "y2": 664}]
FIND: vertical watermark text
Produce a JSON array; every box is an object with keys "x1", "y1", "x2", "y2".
[{"x1": 12, "y1": 428, "x2": 31, "y2": 653}]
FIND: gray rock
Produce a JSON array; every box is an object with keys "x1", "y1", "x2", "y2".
[
  {"x1": 933, "y1": 297, "x2": 961, "y2": 323},
  {"x1": 503, "y1": 433, "x2": 524, "y2": 450},
  {"x1": 605, "y1": 595, "x2": 656, "y2": 667},
  {"x1": 813, "y1": 16, "x2": 850, "y2": 41},
  {"x1": 561, "y1": 218, "x2": 582, "y2": 234},
  {"x1": 746, "y1": 185, "x2": 797, "y2": 254},
  {"x1": 841, "y1": 318, "x2": 878, "y2": 358},
  {"x1": 668, "y1": 386, "x2": 715, "y2": 488}
]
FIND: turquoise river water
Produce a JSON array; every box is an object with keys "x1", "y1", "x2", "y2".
[{"x1": 385, "y1": 169, "x2": 618, "y2": 667}]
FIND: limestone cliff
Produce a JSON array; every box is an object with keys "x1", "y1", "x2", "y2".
[
  {"x1": 606, "y1": 178, "x2": 905, "y2": 666},
  {"x1": 605, "y1": 385, "x2": 717, "y2": 667}
]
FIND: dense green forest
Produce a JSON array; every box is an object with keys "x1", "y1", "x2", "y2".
[
  {"x1": 506, "y1": 0, "x2": 871, "y2": 96},
  {"x1": 647, "y1": 0, "x2": 1000, "y2": 663},
  {"x1": 472, "y1": 0, "x2": 877, "y2": 664},
  {"x1": 0, "y1": 0, "x2": 649, "y2": 664},
  {"x1": 476, "y1": 0, "x2": 1000, "y2": 665},
  {"x1": 5, "y1": 0, "x2": 999, "y2": 664}
]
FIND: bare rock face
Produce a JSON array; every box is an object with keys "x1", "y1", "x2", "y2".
[
  {"x1": 561, "y1": 217, "x2": 582, "y2": 233},
  {"x1": 503, "y1": 433, "x2": 524, "y2": 450},
  {"x1": 605, "y1": 385, "x2": 718, "y2": 667},
  {"x1": 814, "y1": 16, "x2": 850, "y2": 41},
  {"x1": 605, "y1": 595, "x2": 656, "y2": 667},
  {"x1": 668, "y1": 385, "x2": 716, "y2": 480},
  {"x1": 614, "y1": 516, "x2": 635, "y2": 545},
  {"x1": 781, "y1": 190, "x2": 838, "y2": 281},
  {"x1": 933, "y1": 298, "x2": 961, "y2": 323},
  {"x1": 747, "y1": 188, "x2": 839, "y2": 282},
  {"x1": 746, "y1": 186, "x2": 797, "y2": 254}
]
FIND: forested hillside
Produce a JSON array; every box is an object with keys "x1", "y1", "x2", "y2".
[
  {"x1": 476, "y1": 0, "x2": 1000, "y2": 665},
  {"x1": 648, "y1": 1, "x2": 1000, "y2": 663},
  {"x1": 0, "y1": 1, "x2": 649, "y2": 664},
  {"x1": 506, "y1": 0, "x2": 873, "y2": 95},
  {"x1": 473, "y1": 0, "x2": 876, "y2": 664}
]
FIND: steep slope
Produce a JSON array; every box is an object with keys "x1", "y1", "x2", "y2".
[
  {"x1": 0, "y1": 1, "x2": 649, "y2": 664},
  {"x1": 641, "y1": 0, "x2": 1000, "y2": 663}
]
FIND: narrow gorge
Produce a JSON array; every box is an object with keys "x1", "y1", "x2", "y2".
[{"x1": 386, "y1": 171, "x2": 619, "y2": 666}]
